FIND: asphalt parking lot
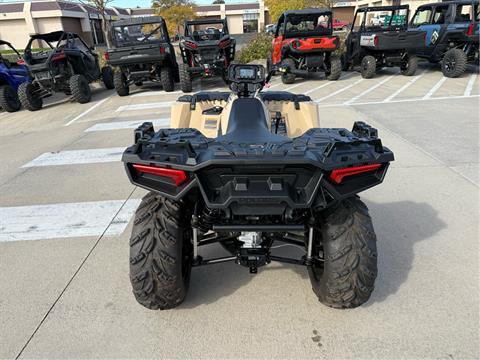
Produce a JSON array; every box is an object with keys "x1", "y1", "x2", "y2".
[{"x1": 1, "y1": 62, "x2": 479, "y2": 359}]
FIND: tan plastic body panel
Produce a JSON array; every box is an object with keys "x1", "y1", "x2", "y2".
[{"x1": 170, "y1": 98, "x2": 320, "y2": 138}]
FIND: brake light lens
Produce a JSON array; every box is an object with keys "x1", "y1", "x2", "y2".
[
  {"x1": 466, "y1": 23, "x2": 475, "y2": 36},
  {"x1": 219, "y1": 39, "x2": 230, "y2": 48},
  {"x1": 51, "y1": 50, "x2": 66, "y2": 62},
  {"x1": 329, "y1": 164, "x2": 382, "y2": 184},
  {"x1": 17, "y1": 59, "x2": 26, "y2": 65},
  {"x1": 103, "y1": 52, "x2": 110, "y2": 61},
  {"x1": 159, "y1": 46, "x2": 165, "y2": 55},
  {"x1": 374, "y1": 35, "x2": 379, "y2": 47},
  {"x1": 185, "y1": 41, "x2": 198, "y2": 49},
  {"x1": 133, "y1": 164, "x2": 188, "y2": 186}
]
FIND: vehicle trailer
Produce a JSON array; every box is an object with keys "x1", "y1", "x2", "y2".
[
  {"x1": 0, "y1": 40, "x2": 30, "y2": 112},
  {"x1": 122, "y1": 64, "x2": 395, "y2": 310},
  {"x1": 343, "y1": 5, "x2": 425, "y2": 78},
  {"x1": 269, "y1": 9, "x2": 342, "y2": 84},
  {"x1": 105, "y1": 16, "x2": 179, "y2": 96},
  {"x1": 178, "y1": 19, "x2": 236, "y2": 92},
  {"x1": 410, "y1": 0, "x2": 479, "y2": 77}
]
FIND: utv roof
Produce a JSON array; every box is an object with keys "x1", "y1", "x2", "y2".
[
  {"x1": 29, "y1": 31, "x2": 79, "y2": 42},
  {"x1": 283, "y1": 8, "x2": 331, "y2": 16},
  {"x1": 113, "y1": 16, "x2": 165, "y2": 27},
  {"x1": 356, "y1": 5, "x2": 409, "y2": 12},
  {"x1": 185, "y1": 19, "x2": 227, "y2": 25}
]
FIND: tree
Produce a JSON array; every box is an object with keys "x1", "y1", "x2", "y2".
[
  {"x1": 78, "y1": 0, "x2": 114, "y2": 47},
  {"x1": 265, "y1": 0, "x2": 333, "y2": 23},
  {"x1": 152, "y1": 0, "x2": 196, "y2": 36},
  {"x1": 212, "y1": 0, "x2": 225, "y2": 3}
]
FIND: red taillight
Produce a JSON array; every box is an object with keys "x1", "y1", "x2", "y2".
[
  {"x1": 292, "y1": 40, "x2": 301, "y2": 49},
  {"x1": 466, "y1": 23, "x2": 475, "y2": 36},
  {"x1": 329, "y1": 164, "x2": 382, "y2": 184},
  {"x1": 159, "y1": 46, "x2": 165, "y2": 55},
  {"x1": 219, "y1": 39, "x2": 230, "y2": 48},
  {"x1": 17, "y1": 59, "x2": 26, "y2": 65},
  {"x1": 103, "y1": 52, "x2": 110, "y2": 61},
  {"x1": 374, "y1": 35, "x2": 379, "y2": 47},
  {"x1": 51, "y1": 51, "x2": 66, "y2": 62},
  {"x1": 185, "y1": 41, "x2": 198, "y2": 49},
  {"x1": 133, "y1": 164, "x2": 188, "y2": 186}
]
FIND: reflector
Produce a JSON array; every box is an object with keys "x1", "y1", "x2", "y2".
[
  {"x1": 329, "y1": 164, "x2": 381, "y2": 184},
  {"x1": 133, "y1": 164, "x2": 188, "y2": 186}
]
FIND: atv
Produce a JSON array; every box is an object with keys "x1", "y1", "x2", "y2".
[
  {"x1": 122, "y1": 64, "x2": 394, "y2": 310},
  {"x1": 106, "y1": 16, "x2": 179, "y2": 96},
  {"x1": 269, "y1": 9, "x2": 342, "y2": 84},
  {"x1": 0, "y1": 40, "x2": 30, "y2": 112},
  {"x1": 343, "y1": 5, "x2": 425, "y2": 78},
  {"x1": 178, "y1": 19, "x2": 236, "y2": 92},
  {"x1": 410, "y1": 0, "x2": 479, "y2": 78},
  {"x1": 19, "y1": 31, "x2": 114, "y2": 111}
]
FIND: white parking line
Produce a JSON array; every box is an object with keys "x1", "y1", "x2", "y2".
[
  {"x1": 283, "y1": 82, "x2": 308, "y2": 92},
  {"x1": 343, "y1": 74, "x2": 396, "y2": 105},
  {"x1": 464, "y1": 74, "x2": 478, "y2": 96},
  {"x1": 64, "y1": 94, "x2": 114, "y2": 127},
  {"x1": 132, "y1": 90, "x2": 186, "y2": 97},
  {"x1": 304, "y1": 72, "x2": 356, "y2": 96},
  {"x1": 0, "y1": 199, "x2": 140, "y2": 242},
  {"x1": 316, "y1": 78, "x2": 364, "y2": 102},
  {"x1": 382, "y1": 71, "x2": 427, "y2": 102},
  {"x1": 22, "y1": 147, "x2": 124, "y2": 168},
  {"x1": 85, "y1": 118, "x2": 170, "y2": 132},
  {"x1": 317, "y1": 94, "x2": 480, "y2": 108},
  {"x1": 116, "y1": 102, "x2": 174, "y2": 112},
  {"x1": 423, "y1": 76, "x2": 447, "y2": 99}
]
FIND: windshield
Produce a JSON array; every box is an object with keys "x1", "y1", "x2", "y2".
[
  {"x1": 113, "y1": 23, "x2": 166, "y2": 47},
  {"x1": 354, "y1": 8, "x2": 408, "y2": 31},
  {"x1": 285, "y1": 13, "x2": 332, "y2": 34},
  {"x1": 186, "y1": 23, "x2": 226, "y2": 41}
]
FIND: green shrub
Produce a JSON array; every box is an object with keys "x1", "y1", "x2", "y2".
[{"x1": 236, "y1": 32, "x2": 273, "y2": 64}]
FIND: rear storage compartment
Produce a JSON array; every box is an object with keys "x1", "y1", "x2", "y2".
[{"x1": 360, "y1": 30, "x2": 425, "y2": 50}]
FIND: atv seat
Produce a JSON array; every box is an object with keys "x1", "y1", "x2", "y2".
[{"x1": 218, "y1": 98, "x2": 287, "y2": 143}]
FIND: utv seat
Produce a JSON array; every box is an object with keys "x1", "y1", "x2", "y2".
[{"x1": 218, "y1": 98, "x2": 287, "y2": 143}]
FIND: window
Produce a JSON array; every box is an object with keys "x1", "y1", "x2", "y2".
[
  {"x1": 433, "y1": 6, "x2": 448, "y2": 24},
  {"x1": 113, "y1": 23, "x2": 165, "y2": 47},
  {"x1": 455, "y1": 4, "x2": 472, "y2": 22},
  {"x1": 285, "y1": 13, "x2": 331, "y2": 34},
  {"x1": 412, "y1": 7, "x2": 432, "y2": 26}
]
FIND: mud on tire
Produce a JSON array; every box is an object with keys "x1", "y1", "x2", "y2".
[
  {"x1": 70, "y1": 74, "x2": 92, "y2": 103},
  {"x1": 179, "y1": 63, "x2": 192, "y2": 93},
  {"x1": 18, "y1": 82, "x2": 43, "y2": 111},
  {"x1": 114, "y1": 70, "x2": 130, "y2": 96},
  {"x1": 129, "y1": 192, "x2": 193, "y2": 310},
  {"x1": 0, "y1": 85, "x2": 21, "y2": 112},
  {"x1": 161, "y1": 67, "x2": 175, "y2": 92},
  {"x1": 308, "y1": 197, "x2": 378, "y2": 309}
]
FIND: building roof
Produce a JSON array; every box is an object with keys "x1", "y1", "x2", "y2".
[{"x1": 0, "y1": 3, "x2": 24, "y2": 13}]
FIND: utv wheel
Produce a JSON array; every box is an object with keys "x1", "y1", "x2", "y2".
[
  {"x1": 0, "y1": 85, "x2": 21, "y2": 112},
  {"x1": 18, "y1": 82, "x2": 43, "y2": 111},
  {"x1": 101, "y1": 66, "x2": 115, "y2": 89},
  {"x1": 400, "y1": 55, "x2": 418, "y2": 76},
  {"x1": 442, "y1": 48, "x2": 468, "y2": 78},
  {"x1": 360, "y1": 55, "x2": 376, "y2": 79},
  {"x1": 161, "y1": 67, "x2": 175, "y2": 92},
  {"x1": 179, "y1": 63, "x2": 192, "y2": 93},
  {"x1": 114, "y1": 70, "x2": 129, "y2": 96},
  {"x1": 326, "y1": 55, "x2": 342, "y2": 81},
  {"x1": 129, "y1": 192, "x2": 193, "y2": 310},
  {"x1": 308, "y1": 197, "x2": 378, "y2": 309},
  {"x1": 281, "y1": 58, "x2": 296, "y2": 84},
  {"x1": 70, "y1": 74, "x2": 92, "y2": 104}
]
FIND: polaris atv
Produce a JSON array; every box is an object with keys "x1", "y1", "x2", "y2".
[
  {"x1": 178, "y1": 19, "x2": 236, "y2": 92},
  {"x1": 122, "y1": 64, "x2": 394, "y2": 310},
  {"x1": 269, "y1": 9, "x2": 342, "y2": 84},
  {"x1": 0, "y1": 40, "x2": 30, "y2": 112},
  {"x1": 19, "y1": 31, "x2": 114, "y2": 111},
  {"x1": 106, "y1": 16, "x2": 179, "y2": 96},
  {"x1": 343, "y1": 5, "x2": 425, "y2": 78},
  {"x1": 410, "y1": 0, "x2": 479, "y2": 78}
]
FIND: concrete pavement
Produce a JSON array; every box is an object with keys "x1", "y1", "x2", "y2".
[{"x1": 0, "y1": 63, "x2": 479, "y2": 359}]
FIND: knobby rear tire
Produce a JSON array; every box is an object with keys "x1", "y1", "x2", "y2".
[
  {"x1": 401, "y1": 55, "x2": 418, "y2": 76},
  {"x1": 441, "y1": 48, "x2": 468, "y2": 78},
  {"x1": 360, "y1": 55, "x2": 376, "y2": 79},
  {"x1": 70, "y1": 74, "x2": 92, "y2": 104},
  {"x1": 0, "y1": 85, "x2": 21, "y2": 112},
  {"x1": 161, "y1": 67, "x2": 175, "y2": 92},
  {"x1": 308, "y1": 197, "x2": 378, "y2": 309},
  {"x1": 114, "y1": 70, "x2": 130, "y2": 96},
  {"x1": 18, "y1": 82, "x2": 43, "y2": 111},
  {"x1": 326, "y1": 55, "x2": 342, "y2": 81},
  {"x1": 179, "y1": 63, "x2": 192, "y2": 93},
  {"x1": 129, "y1": 192, "x2": 193, "y2": 310}
]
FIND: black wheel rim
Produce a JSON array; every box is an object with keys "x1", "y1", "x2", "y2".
[{"x1": 445, "y1": 57, "x2": 455, "y2": 72}]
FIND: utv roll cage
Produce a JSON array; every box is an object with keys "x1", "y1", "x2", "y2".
[
  {"x1": 111, "y1": 16, "x2": 171, "y2": 45},
  {"x1": 351, "y1": 5, "x2": 410, "y2": 31},
  {"x1": 25, "y1": 31, "x2": 86, "y2": 50},
  {"x1": 183, "y1": 19, "x2": 230, "y2": 37},
  {"x1": 275, "y1": 8, "x2": 334, "y2": 39},
  {"x1": 0, "y1": 40, "x2": 22, "y2": 58}
]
